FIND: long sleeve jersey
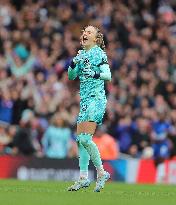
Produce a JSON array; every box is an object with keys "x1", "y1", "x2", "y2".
[{"x1": 68, "y1": 45, "x2": 111, "y2": 100}]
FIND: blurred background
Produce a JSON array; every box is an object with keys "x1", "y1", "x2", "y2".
[{"x1": 0, "y1": 0, "x2": 176, "y2": 183}]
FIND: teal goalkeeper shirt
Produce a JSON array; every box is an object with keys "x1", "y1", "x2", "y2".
[{"x1": 68, "y1": 45, "x2": 111, "y2": 100}]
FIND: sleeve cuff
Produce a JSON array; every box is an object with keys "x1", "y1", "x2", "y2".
[{"x1": 94, "y1": 72, "x2": 101, "y2": 79}]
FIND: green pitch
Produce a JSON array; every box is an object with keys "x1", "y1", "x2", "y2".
[{"x1": 0, "y1": 179, "x2": 176, "y2": 205}]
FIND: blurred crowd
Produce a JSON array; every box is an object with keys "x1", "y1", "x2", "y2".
[{"x1": 0, "y1": 0, "x2": 176, "y2": 162}]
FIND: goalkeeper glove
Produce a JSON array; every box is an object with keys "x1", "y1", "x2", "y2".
[
  {"x1": 82, "y1": 67, "x2": 100, "y2": 79},
  {"x1": 70, "y1": 53, "x2": 84, "y2": 69},
  {"x1": 70, "y1": 59, "x2": 76, "y2": 69}
]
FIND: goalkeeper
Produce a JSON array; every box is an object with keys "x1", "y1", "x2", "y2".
[{"x1": 67, "y1": 25, "x2": 111, "y2": 192}]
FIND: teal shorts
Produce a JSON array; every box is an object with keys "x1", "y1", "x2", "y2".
[{"x1": 77, "y1": 96, "x2": 107, "y2": 125}]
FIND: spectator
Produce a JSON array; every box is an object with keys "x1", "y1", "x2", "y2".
[
  {"x1": 0, "y1": 89, "x2": 13, "y2": 123},
  {"x1": 0, "y1": 124, "x2": 11, "y2": 153},
  {"x1": 42, "y1": 113, "x2": 73, "y2": 159},
  {"x1": 6, "y1": 109, "x2": 36, "y2": 155},
  {"x1": 93, "y1": 126, "x2": 119, "y2": 160},
  {"x1": 150, "y1": 112, "x2": 172, "y2": 159},
  {"x1": 129, "y1": 118, "x2": 151, "y2": 158}
]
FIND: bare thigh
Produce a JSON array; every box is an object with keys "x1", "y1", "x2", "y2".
[{"x1": 77, "y1": 121, "x2": 97, "y2": 135}]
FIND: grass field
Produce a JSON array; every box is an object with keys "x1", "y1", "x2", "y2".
[{"x1": 0, "y1": 179, "x2": 176, "y2": 205}]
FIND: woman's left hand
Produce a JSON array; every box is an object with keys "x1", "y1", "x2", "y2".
[{"x1": 82, "y1": 67, "x2": 95, "y2": 78}]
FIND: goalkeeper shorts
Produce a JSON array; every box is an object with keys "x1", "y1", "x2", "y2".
[{"x1": 77, "y1": 96, "x2": 107, "y2": 125}]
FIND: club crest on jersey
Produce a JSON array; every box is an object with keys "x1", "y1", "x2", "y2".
[{"x1": 84, "y1": 58, "x2": 90, "y2": 65}]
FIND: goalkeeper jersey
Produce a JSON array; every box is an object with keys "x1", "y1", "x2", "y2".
[{"x1": 68, "y1": 45, "x2": 111, "y2": 101}]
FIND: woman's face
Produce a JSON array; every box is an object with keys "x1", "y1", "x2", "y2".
[
  {"x1": 55, "y1": 117, "x2": 64, "y2": 127},
  {"x1": 80, "y1": 26, "x2": 97, "y2": 50}
]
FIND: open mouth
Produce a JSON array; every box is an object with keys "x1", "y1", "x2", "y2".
[{"x1": 83, "y1": 36, "x2": 88, "y2": 43}]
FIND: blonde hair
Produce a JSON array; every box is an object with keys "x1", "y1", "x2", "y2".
[{"x1": 81, "y1": 25, "x2": 106, "y2": 51}]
